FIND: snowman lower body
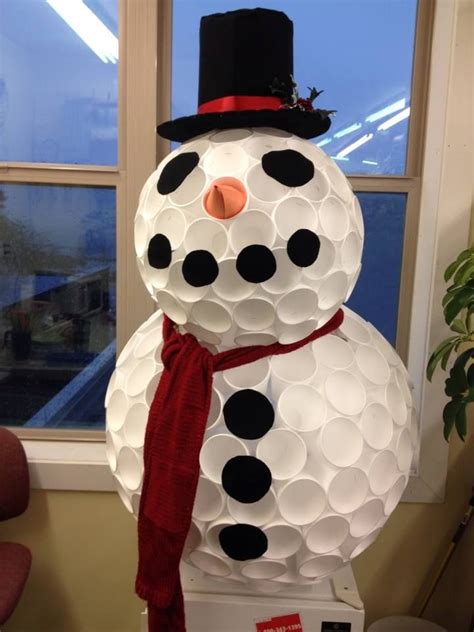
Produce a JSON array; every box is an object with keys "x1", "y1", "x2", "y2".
[{"x1": 106, "y1": 306, "x2": 415, "y2": 591}]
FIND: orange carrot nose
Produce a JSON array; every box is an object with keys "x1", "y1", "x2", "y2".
[{"x1": 204, "y1": 177, "x2": 247, "y2": 219}]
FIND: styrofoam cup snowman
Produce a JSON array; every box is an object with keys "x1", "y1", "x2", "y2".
[{"x1": 106, "y1": 8, "x2": 416, "y2": 592}]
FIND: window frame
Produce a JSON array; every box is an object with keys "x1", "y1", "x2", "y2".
[{"x1": 1, "y1": 0, "x2": 463, "y2": 502}]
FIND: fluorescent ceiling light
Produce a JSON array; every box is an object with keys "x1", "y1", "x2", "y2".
[
  {"x1": 377, "y1": 107, "x2": 410, "y2": 131},
  {"x1": 331, "y1": 156, "x2": 349, "y2": 161},
  {"x1": 362, "y1": 160, "x2": 378, "y2": 165},
  {"x1": 47, "y1": 0, "x2": 118, "y2": 64},
  {"x1": 365, "y1": 98, "x2": 406, "y2": 123},
  {"x1": 316, "y1": 138, "x2": 332, "y2": 147},
  {"x1": 334, "y1": 123, "x2": 362, "y2": 138},
  {"x1": 337, "y1": 133, "x2": 373, "y2": 159}
]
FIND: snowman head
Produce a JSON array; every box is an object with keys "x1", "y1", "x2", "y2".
[{"x1": 134, "y1": 127, "x2": 364, "y2": 346}]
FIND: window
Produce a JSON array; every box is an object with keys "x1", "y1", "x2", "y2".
[{"x1": 0, "y1": 0, "x2": 158, "y2": 439}]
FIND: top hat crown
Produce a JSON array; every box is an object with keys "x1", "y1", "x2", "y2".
[{"x1": 158, "y1": 8, "x2": 332, "y2": 143}]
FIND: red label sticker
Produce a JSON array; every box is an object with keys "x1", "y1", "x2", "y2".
[{"x1": 256, "y1": 612, "x2": 303, "y2": 632}]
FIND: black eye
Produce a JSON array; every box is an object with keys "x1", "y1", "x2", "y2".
[
  {"x1": 147, "y1": 234, "x2": 172, "y2": 269},
  {"x1": 219, "y1": 524, "x2": 268, "y2": 561},
  {"x1": 182, "y1": 250, "x2": 219, "y2": 287},
  {"x1": 236, "y1": 245, "x2": 276, "y2": 283},
  {"x1": 262, "y1": 149, "x2": 314, "y2": 187},
  {"x1": 287, "y1": 229, "x2": 320, "y2": 267},
  {"x1": 157, "y1": 152, "x2": 199, "y2": 194}
]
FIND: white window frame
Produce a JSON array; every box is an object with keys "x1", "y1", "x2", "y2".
[{"x1": 3, "y1": 1, "x2": 465, "y2": 500}]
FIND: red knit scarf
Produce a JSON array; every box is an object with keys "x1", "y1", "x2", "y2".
[{"x1": 136, "y1": 308, "x2": 344, "y2": 631}]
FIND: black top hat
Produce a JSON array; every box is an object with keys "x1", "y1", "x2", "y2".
[{"x1": 157, "y1": 8, "x2": 332, "y2": 143}]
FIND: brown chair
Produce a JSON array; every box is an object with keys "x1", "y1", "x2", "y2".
[{"x1": 0, "y1": 427, "x2": 32, "y2": 626}]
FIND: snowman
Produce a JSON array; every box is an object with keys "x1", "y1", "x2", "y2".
[{"x1": 106, "y1": 6, "x2": 415, "y2": 605}]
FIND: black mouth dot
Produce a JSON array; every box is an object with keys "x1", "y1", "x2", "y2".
[
  {"x1": 147, "y1": 233, "x2": 172, "y2": 269},
  {"x1": 182, "y1": 250, "x2": 219, "y2": 287},
  {"x1": 236, "y1": 245, "x2": 276, "y2": 283},
  {"x1": 287, "y1": 229, "x2": 320, "y2": 267}
]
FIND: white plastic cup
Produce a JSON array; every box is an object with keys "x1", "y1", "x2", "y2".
[
  {"x1": 184, "y1": 520, "x2": 204, "y2": 555},
  {"x1": 223, "y1": 357, "x2": 270, "y2": 395},
  {"x1": 349, "y1": 529, "x2": 382, "y2": 560},
  {"x1": 126, "y1": 359, "x2": 156, "y2": 398},
  {"x1": 356, "y1": 345, "x2": 391, "y2": 386},
  {"x1": 184, "y1": 322, "x2": 222, "y2": 345},
  {"x1": 229, "y1": 209, "x2": 276, "y2": 252},
  {"x1": 264, "y1": 522, "x2": 303, "y2": 560},
  {"x1": 276, "y1": 320, "x2": 319, "y2": 345},
  {"x1": 341, "y1": 231, "x2": 363, "y2": 274},
  {"x1": 152, "y1": 206, "x2": 186, "y2": 250},
  {"x1": 205, "y1": 515, "x2": 235, "y2": 554},
  {"x1": 192, "y1": 476, "x2": 225, "y2": 522},
  {"x1": 303, "y1": 235, "x2": 336, "y2": 281},
  {"x1": 169, "y1": 167, "x2": 207, "y2": 207},
  {"x1": 270, "y1": 347, "x2": 316, "y2": 399},
  {"x1": 276, "y1": 287, "x2": 318, "y2": 325},
  {"x1": 312, "y1": 333, "x2": 354, "y2": 369},
  {"x1": 328, "y1": 468, "x2": 369, "y2": 514},
  {"x1": 368, "y1": 450, "x2": 398, "y2": 495},
  {"x1": 203, "y1": 143, "x2": 249, "y2": 177},
  {"x1": 199, "y1": 434, "x2": 248, "y2": 484},
  {"x1": 169, "y1": 260, "x2": 209, "y2": 303},
  {"x1": 320, "y1": 417, "x2": 364, "y2": 468},
  {"x1": 191, "y1": 299, "x2": 232, "y2": 334},
  {"x1": 256, "y1": 429, "x2": 307, "y2": 480},
  {"x1": 235, "y1": 330, "x2": 277, "y2": 346},
  {"x1": 325, "y1": 370, "x2": 366, "y2": 416},
  {"x1": 273, "y1": 196, "x2": 318, "y2": 240},
  {"x1": 278, "y1": 384, "x2": 327, "y2": 433},
  {"x1": 384, "y1": 475, "x2": 407, "y2": 516},
  {"x1": 360, "y1": 402, "x2": 393, "y2": 450},
  {"x1": 241, "y1": 560, "x2": 286, "y2": 580},
  {"x1": 246, "y1": 164, "x2": 288, "y2": 202},
  {"x1": 339, "y1": 310, "x2": 371, "y2": 344},
  {"x1": 123, "y1": 402, "x2": 149, "y2": 449},
  {"x1": 189, "y1": 547, "x2": 232, "y2": 577},
  {"x1": 134, "y1": 214, "x2": 149, "y2": 258},
  {"x1": 262, "y1": 247, "x2": 302, "y2": 295},
  {"x1": 213, "y1": 257, "x2": 255, "y2": 302},
  {"x1": 297, "y1": 548, "x2": 344, "y2": 579},
  {"x1": 278, "y1": 476, "x2": 326, "y2": 526},
  {"x1": 107, "y1": 388, "x2": 128, "y2": 432},
  {"x1": 116, "y1": 446, "x2": 142, "y2": 492},
  {"x1": 299, "y1": 169, "x2": 330, "y2": 203},
  {"x1": 396, "y1": 429, "x2": 414, "y2": 473},
  {"x1": 305, "y1": 516, "x2": 350, "y2": 554},
  {"x1": 317, "y1": 271, "x2": 349, "y2": 311},
  {"x1": 233, "y1": 298, "x2": 276, "y2": 331},
  {"x1": 385, "y1": 382, "x2": 408, "y2": 426},
  {"x1": 319, "y1": 196, "x2": 350, "y2": 241},
  {"x1": 184, "y1": 217, "x2": 228, "y2": 259},
  {"x1": 155, "y1": 290, "x2": 187, "y2": 325},
  {"x1": 350, "y1": 499, "x2": 385, "y2": 538},
  {"x1": 227, "y1": 489, "x2": 277, "y2": 527}
]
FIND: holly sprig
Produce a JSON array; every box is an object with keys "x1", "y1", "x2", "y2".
[
  {"x1": 270, "y1": 76, "x2": 335, "y2": 118},
  {"x1": 427, "y1": 246, "x2": 474, "y2": 440}
]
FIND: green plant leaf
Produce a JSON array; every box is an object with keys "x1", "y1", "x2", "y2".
[
  {"x1": 440, "y1": 344, "x2": 456, "y2": 371},
  {"x1": 445, "y1": 362, "x2": 468, "y2": 397},
  {"x1": 454, "y1": 259, "x2": 474, "y2": 286},
  {"x1": 451, "y1": 318, "x2": 467, "y2": 334},
  {"x1": 427, "y1": 336, "x2": 459, "y2": 381},
  {"x1": 455, "y1": 402, "x2": 467, "y2": 441},
  {"x1": 467, "y1": 364, "x2": 474, "y2": 387},
  {"x1": 443, "y1": 399, "x2": 463, "y2": 441},
  {"x1": 444, "y1": 287, "x2": 474, "y2": 325},
  {"x1": 444, "y1": 248, "x2": 473, "y2": 282}
]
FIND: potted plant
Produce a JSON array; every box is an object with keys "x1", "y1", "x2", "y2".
[{"x1": 427, "y1": 246, "x2": 474, "y2": 440}]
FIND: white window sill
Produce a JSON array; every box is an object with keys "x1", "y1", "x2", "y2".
[{"x1": 24, "y1": 440, "x2": 115, "y2": 491}]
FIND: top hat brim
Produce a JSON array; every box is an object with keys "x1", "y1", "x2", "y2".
[{"x1": 157, "y1": 108, "x2": 332, "y2": 143}]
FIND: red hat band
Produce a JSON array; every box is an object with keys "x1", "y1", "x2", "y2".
[{"x1": 198, "y1": 94, "x2": 283, "y2": 114}]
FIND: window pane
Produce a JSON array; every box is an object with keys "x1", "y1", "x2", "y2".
[
  {"x1": 0, "y1": 183, "x2": 115, "y2": 430},
  {"x1": 346, "y1": 192, "x2": 407, "y2": 345},
  {"x1": 0, "y1": 0, "x2": 119, "y2": 165},
  {"x1": 172, "y1": 0, "x2": 417, "y2": 175}
]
